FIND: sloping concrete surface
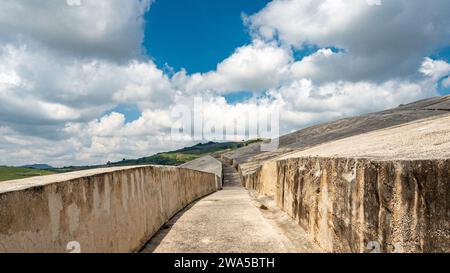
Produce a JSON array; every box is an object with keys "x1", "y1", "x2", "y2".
[
  {"x1": 223, "y1": 95, "x2": 450, "y2": 175},
  {"x1": 181, "y1": 155, "x2": 222, "y2": 178},
  {"x1": 142, "y1": 163, "x2": 322, "y2": 253},
  {"x1": 284, "y1": 114, "x2": 450, "y2": 160}
]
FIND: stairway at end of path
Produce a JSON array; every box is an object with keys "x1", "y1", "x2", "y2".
[
  {"x1": 222, "y1": 163, "x2": 242, "y2": 188},
  {"x1": 141, "y1": 162, "x2": 322, "y2": 253}
]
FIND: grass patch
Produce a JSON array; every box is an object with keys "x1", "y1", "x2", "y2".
[{"x1": 0, "y1": 167, "x2": 56, "y2": 182}]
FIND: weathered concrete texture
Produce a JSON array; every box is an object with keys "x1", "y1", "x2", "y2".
[
  {"x1": 239, "y1": 156, "x2": 450, "y2": 253},
  {"x1": 0, "y1": 165, "x2": 218, "y2": 253},
  {"x1": 181, "y1": 156, "x2": 223, "y2": 189},
  {"x1": 238, "y1": 156, "x2": 450, "y2": 252},
  {"x1": 257, "y1": 158, "x2": 450, "y2": 253},
  {"x1": 223, "y1": 96, "x2": 450, "y2": 253},
  {"x1": 142, "y1": 163, "x2": 322, "y2": 253}
]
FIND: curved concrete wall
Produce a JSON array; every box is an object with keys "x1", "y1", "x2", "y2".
[
  {"x1": 0, "y1": 165, "x2": 219, "y2": 253},
  {"x1": 181, "y1": 156, "x2": 223, "y2": 189},
  {"x1": 228, "y1": 155, "x2": 450, "y2": 253}
]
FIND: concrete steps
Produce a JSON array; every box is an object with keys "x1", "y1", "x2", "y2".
[{"x1": 222, "y1": 163, "x2": 242, "y2": 187}]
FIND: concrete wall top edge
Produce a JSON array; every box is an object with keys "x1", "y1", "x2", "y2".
[
  {"x1": 233, "y1": 155, "x2": 450, "y2": 178},
  {"x1": 0, "y1": 164, "x2": 175, "y2": 194},
  {"x1": 276, "y1": 155, "x2": 450, "y2": 163},
  {"x1": 180, "y1": 155, "x2": 222, "y2": 178}
]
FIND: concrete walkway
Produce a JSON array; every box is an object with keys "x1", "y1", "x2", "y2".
[{"x1": 141, "y1": 163, "x2": 321, "y2": 253}]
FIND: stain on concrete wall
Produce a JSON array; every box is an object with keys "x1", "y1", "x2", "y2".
[
  {"x1": 0, "y1": 165, "x2": 218, "y2": 253},
  {"x1": 237, "y1": 157, "x2": 449, "y2": 253}
]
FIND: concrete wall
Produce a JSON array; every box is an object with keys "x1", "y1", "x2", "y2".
[
  {"x1": 181, "y1": 156, "x2": 223, "y2": 189},
  {"x1": 233, "y1": 156, "x2": 450, "y2": 253},
  {"x1": 0, "y1": 165, "x2": 219, "y2": 253}
]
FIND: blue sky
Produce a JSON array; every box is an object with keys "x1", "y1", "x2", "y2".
[
  {"x1": 113, "y1": 0, "x2": 450, "y2": 128},
  {"x1": 143, "y1": 0, "x2": 450, "y2": 100},
  {"x1": 1, "y1": 0, "x2": 450, "y2": 166},
  {"x1": 432, "y1": 46, "x2": 450, "y2": 95},
  {"x1": 113, "y1": 0, "x2": 270, "y2": 119},
  {"x1": 143, "y1": 0, "x2": 270, "y2": 73},
  {"x1": 141, "y1": 0, "x2": 272, "y2": 108}
]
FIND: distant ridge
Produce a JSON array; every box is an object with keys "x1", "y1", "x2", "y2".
[
  {"x1": 106, "y1": 140, "x2": 261, "y2": 167},
  {"x1": 20, "y1": 164, "x2": 54, "y2": 170},
  {"x1": 46, "y1": 139, "x2": 261, "y2": 173}
]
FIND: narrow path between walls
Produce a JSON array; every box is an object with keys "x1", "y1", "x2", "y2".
[{"x1": 141, "y1": 162, "x2": 321, "y2": 253}]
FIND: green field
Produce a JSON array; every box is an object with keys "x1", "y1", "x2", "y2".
[{"x1": 0, "y1": 167, "x2": 56, "y2": 182}]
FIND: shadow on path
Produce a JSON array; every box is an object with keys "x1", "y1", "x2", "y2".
[{"x1": 140, "y1": 198, "x2": 203, "y2": 253}]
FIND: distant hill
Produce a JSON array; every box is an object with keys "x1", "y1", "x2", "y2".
[
  {"x1": 106, "y1": 140, "x2": 261, "y2": 167},
  {"x1": 51, "y1": 140, "x2": 262, "y2": 173},
  {"x1": 20, "y1": 164, "x2": 54, "y2": 170}
]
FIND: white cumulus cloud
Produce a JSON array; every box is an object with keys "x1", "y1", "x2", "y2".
[{"x1": 0, "y1": 0, "x2": 449, "y2": 166}]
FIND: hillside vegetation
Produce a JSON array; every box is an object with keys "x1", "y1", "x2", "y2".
[
  {"x1": 1, "y1": 140, "x2": 262, "y2": 182},
  {"x1": 106, "y1": 140, "x2": 261, "y2": 167},
  {"x1": 51, "y1": 140, "x2": 262, "y2": 173},
  {"x1": 0, "y1": 167, "x2": 56, "y2": 182}
]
